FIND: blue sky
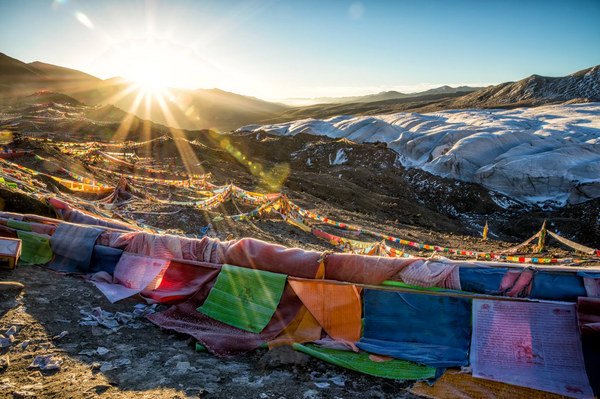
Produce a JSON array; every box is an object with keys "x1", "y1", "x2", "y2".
[{"x1": 0, "y1": 0, "x2": 598, "y2": 99}]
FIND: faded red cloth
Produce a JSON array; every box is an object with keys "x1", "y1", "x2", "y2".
[
  {"x1": 140, "y1": 261, "x2": 220, "y2": 304},
  {"x1": 102, "y1": 233, "x2": 231, "y2": 264},
  {"x1": 30, "y1": 222, "x2": 56, "y2": 235},
  {"x1": 224, "y1": 238, "x2": 321, "y2": 278},
  {"x1": 325, "y1": 253, "x2": 417, "y2": 285},
  {"x1": 147, "y1": 280, "x2": 303, "y2": 357},
  {"x1": 578, "y1": 297, "x2": 600, "y2": 335},
  {"x1": 500, "y1": 269, "x2": 534, "y2": 297},
  {"x1": 0, "y1": 224, "x2": 17, "y2": 238}
]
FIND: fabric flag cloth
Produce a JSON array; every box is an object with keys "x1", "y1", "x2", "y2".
[
  {"x1": 223, "y1": 238, "x2": 322, "y2": 278},
  {"x1": 288, "y1": 279, "x2": 362, "y2": 342},
  {"x1": 17, "y1": 231, "x2": 52, "y2": 265},
  {"x1": 140, "y1": 260, "x2": 221, "y2": 305},
  {"x1": 578, "y1": 271, "x2": 600, "y2": 298},
  {"x1": 197, "y1": 264, "x2": 288, "y2": 333},
  {"x1": 470, "y1": 299, "x2": 593, "y2": 399},
  {"x1": 89, "y1": 245, "x2": 123, "y2": 274},
  {"x1": 529, "y1": 272, "x2": 587, "y2": 302},
  {"x1": 459, "y1": 267, "x2": 507, "y2": 294},
  {"x1": 0, "y1": 224, "x2": 18, "y2": 239},
  {"x1": 324, "y1": 253, "x2": 417, "y2": 285},
  {"x1": 499, "y1": 269, "x2": 534, "y2": 297},
  {"x1": 148, "y1": 279, "x2": 303, "y2": 357},
  {"x1": 409, "y1": 369, "x2": 572, "y2": 399},
  {"x1": 268, "y1": 262, "x2": 325, "y2": 348},
  {"x1": 91, "y1": 253, "x2": 169, "y2": 303},
  {"x1": 394, "y1": 260, "x2": 460, "y2": 290},
  {"x1": 46, "y1": 222, "x2": 105, "y2": 273},
  {"x1": 293, "y1": 344, "x2": 436, "y2": 381},
  {"x1": 577, "y1": 297, "x2": 600, "y2": 335},
  {"x1": 357, "y1": 289, "x2": 471, "y2": 368},
  {"x1": 7, "y1": 219, "x2": 32, "y2": 232},
  {"x1": 268, "y1": 306, "x2": 322, "y2": 348},
  {"x1": 578, "y1": 297, "x2": 600, "y2": 395}
]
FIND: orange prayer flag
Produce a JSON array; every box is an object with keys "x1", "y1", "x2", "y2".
[
  {"x1": 268, "y1": 306, "x2": 322, "y2": 349},
  {"x1": 288, "y1": 279, "x2": 361, "y2": 343},
  {"x1": 409, "y1": 369, "x2": 570, "y2": 399}
]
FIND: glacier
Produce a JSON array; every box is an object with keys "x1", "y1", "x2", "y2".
[{"x1": 238, "y1": 103, "x2": 600, "y2": 205}]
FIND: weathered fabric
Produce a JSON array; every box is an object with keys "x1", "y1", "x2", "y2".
[
  {"x1": 471, "y1": 299, "x2": 593, "y2": 398},
  {"x1": 7, "y1": 219, "x2": 32, "y2": 232},
  {"x1": 529, "y1": 272, "x2": 586, "y2": 302},
  {"x1": 224, "y1": 238, "x2": 322, "y2": 278},
  {"x1": 325, "y1": 253, "x2": 416, "y2": 285},
  {"x1": 358, "y1": 290, "x2": 472, "y2": 368},
  {"x1": 148, "y1": 280, "x2": 303, "y2": 357},
  {"x1": 267, "y1": 306, "x2": 322, "y2": 348},
  {"x1": 89, "y1": 245, "x2": 123, "y2": 274},
  {"x1": 91, "y1": 253, "x2": 169, "y2": 303},
  {"x1": 289, "y1": 279, "x2": 362, "y2": 342},
  {"x1": 46, "y1": 222, "x2": 105, "y2": 273},
  {"x1": 459, "y1": 267, "x2": 507, "y2": 294},
  {"x1": 294, "y1": 344, "x2": 436, "y2": 380},
  {"x1": 499, "y1": 269, "x2": 534, "y2": 297},
  {"x1": 396, "y1": 260, "x2": 461, "y2": 290},
  {"x1": 197, "y1": 264, "x2": 288, "y2": 333},
  {"x1": 410, "y1": 369, "x2": 571, "y2": 399},
  {"x1": 140, "y1": 260, "x2": 221, "y2": 304},
  {"x1": 17, "y1": 231, "x2": 52, "y2": 265}
]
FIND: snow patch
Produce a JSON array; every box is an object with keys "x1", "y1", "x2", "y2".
[{"x1": 329, "y1": 149, "x2": 348, "y2": 165}]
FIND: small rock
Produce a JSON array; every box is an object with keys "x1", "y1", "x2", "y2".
[
  {"x1": 175, "y1": 362, "x2": 190, "y2": 370},
  {"x1": 5, "y1": 326, "x2": 17, "y2": 336},
  {"x1": 27, "y1": 371, "x2": 42, "y2": 381},
  {"x1": 20, "y1": 340, "x2": 30, "y2": 349},
  {"x1": 0, "y1": 378, "x2": 15, "y2": 390},
  {"x1": 96, "y1": 347, "x2": 110, "y2": 355},
  {"x1": 29, "y1": 354, "x2": 63, "y2": 371},
  {"x1": 165, "y1": 354, "x2": 189, "y2": 366},
  {"x1": 0, "y1": 335, "x2": 14, "y2": 348},
  {"x1": 258, "y1": 345, "x2": 310, "y2": 370},
  {"x1": 12, "y1": 390, "x2": 34, "y2": 398},
  {"x1": 52, "y1": 331, "x2": 68, "y2": 341},
  {"x1": 0, "y1": 355, "x2": 9, "y2": 369},
  {"x1": 381, "y1": 382, "x2": 395, "y2": 394},
  {"x1": 91, "y1": 363, "x2": 101, "y2": 371},
  {"x1": 87, "y1": 385, "x2": 110, "y2": 394},
  {"x1": 303, "y1": 390, "x2": 320, "y2": 399},
  {"x1": 364, "y1": 390, "x2": 386, "y2": 398}
]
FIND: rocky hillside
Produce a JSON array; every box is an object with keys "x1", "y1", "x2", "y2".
[{"x1": 450, "y1": 65, "x2": 600, "y2": 108}]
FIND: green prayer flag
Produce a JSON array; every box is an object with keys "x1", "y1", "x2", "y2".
[
  {"x1": 293, "y1": 344, "x2": 436, "y2": 380},
  {"x1": 8, "y1": 219, "x2": 32, "y2": 232},
  {"x1": 17, "y1": 231, "x2": 53, "y2": 265},
  {"x1": 197, "y1": 264, "x2": 287, "y2": 333}
]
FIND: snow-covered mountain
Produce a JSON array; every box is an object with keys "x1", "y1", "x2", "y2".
[{"x1": 238, "y1": 103, "x2": 600, "y2": 205}]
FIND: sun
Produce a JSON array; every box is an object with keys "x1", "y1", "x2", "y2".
[{"x1": 112, "y1": 37, "x2": 191, "y2": 90}]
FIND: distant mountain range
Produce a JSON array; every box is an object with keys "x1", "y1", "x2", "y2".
[
  {"x1": 0, "y1": 52, "x2": 289, "y2": 131},
  {"x1": 261, "y1": 65, "x2": 600, "y2": 124},
  {"x1": 282, "y1": 85, "x2": 485, "y2": 106},
  {"x1": 1, "y1": 51, "x2": 599, "y2": 131}
]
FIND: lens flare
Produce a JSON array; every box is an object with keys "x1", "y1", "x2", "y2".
[{"x1": 75, "y1": 12, "x2": 94, "y2": 29}]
